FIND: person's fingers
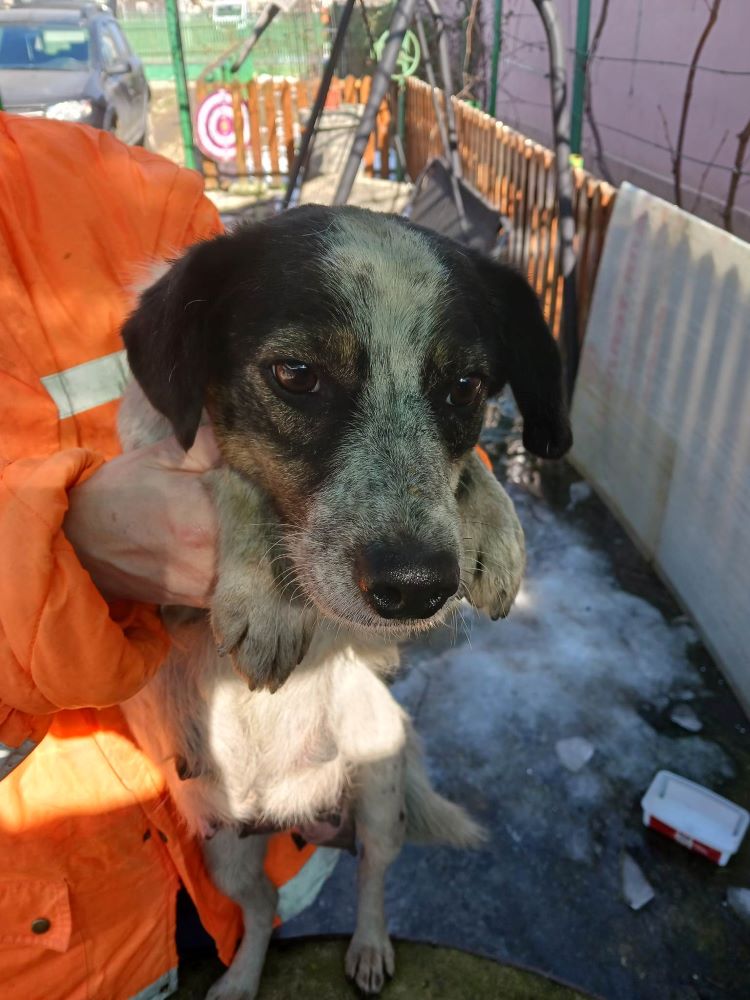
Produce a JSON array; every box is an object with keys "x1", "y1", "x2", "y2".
[{"x1": 184, "y1": 425, "x2": 221, "y2": 471}]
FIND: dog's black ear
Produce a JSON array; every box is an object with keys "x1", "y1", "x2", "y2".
[
  {"x1": 474, "y1": 257, "x2": 573, "y2": 459},
  {"x1": 122, "y1": 236, "x2": 233, "y2": 451}
]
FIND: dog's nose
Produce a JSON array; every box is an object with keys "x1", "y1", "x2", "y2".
[{"x1": 355, "y1": 543, "x2": 460, "y2": 620}]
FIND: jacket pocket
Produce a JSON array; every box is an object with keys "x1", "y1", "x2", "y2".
[{"x1": 0, "y1": 878, "x2": 72, "y2": 953}]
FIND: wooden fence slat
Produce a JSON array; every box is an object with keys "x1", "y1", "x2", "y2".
[
  {"x1": 230, "y1": 81, "x2": 247, "y2": 179},
  {"x1": 281, "y1": 80, "x2": 294, "y2": 169},
  {"x1": 378, "y1": 98, "x2": 391, "y2": 180},
  {"x1": 263, "y1": 78, "x2": 280, "y2": 175},
  {"x1": 246, "y1": 78, "x2": 263, "y2": 175}
]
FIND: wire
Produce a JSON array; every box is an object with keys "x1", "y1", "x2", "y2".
[
  {"x1": 491, "y1": 93, "x2": 750, "y2": 177},
  {"x1": 595, "y1": 121, "x2": 749, "y2": 175},
  {"x1": 499, "y1": 28, "x2": 750, "y2": 76},
  {"x1": 588, "y1": 53, "x2": 750, "y2": 77}
]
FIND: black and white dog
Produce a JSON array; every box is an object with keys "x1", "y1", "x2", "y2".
[{"x1": 119, "y1": 205, "x2": 571, "y2": 1000}]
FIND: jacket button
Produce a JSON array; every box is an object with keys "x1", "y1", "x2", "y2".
[{"x1": 31, "y1": 918, "x2": 51, "y2": 934}]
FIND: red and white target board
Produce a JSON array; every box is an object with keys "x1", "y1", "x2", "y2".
[{"x1": 195, "y1": 89, "x2": 250, "y2": 163}]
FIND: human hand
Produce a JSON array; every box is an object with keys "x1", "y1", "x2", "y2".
[{"x1": 64, "y1": 427, "x2": 220, "y2": 607}]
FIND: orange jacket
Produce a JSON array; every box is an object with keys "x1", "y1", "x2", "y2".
[{"x1": 0, "y1": 114, "x2": 326, "y2": 1000}]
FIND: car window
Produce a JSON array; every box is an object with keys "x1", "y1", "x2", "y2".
[
  {"x1": 0, "y1": 23, "x2": 90, "y2": 70},
  {"x1": 98, "y1": 25, "x2": 122, "y2": 71},
  {"x1": 108, "y1": 22, "x2": 133, "y2": 60},
  {"x1": 99, "y1": 21, "x2": 133, "y2": 71}
]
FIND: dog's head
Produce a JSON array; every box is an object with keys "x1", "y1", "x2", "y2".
[{"x1": 123, "y1": 205, "x2": 571, "y2": 635}]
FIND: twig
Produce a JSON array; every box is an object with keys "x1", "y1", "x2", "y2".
[
  {"x1": 723, "y1": 117, "x2": 750, "y2": 233},
  {"x1": 657, "y1": 104, "x2": 676, "y2": 162},
  {"x1": 689, "y1": 128, "x2": 729, "y2": 214},
  {"x1": 673, "y1": 0, "x2": 722, "y2": 207},
  {"x1": 458, "y1": 0, "x2": 481, "y2": 103}
]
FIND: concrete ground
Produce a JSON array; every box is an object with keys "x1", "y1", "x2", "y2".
[{"x1": 148, "y1": 88, "x2": 750, "y2": 1000}]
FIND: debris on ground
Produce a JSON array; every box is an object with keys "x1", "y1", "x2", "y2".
[
  {"x1": 621, "y1": 853, "x2": 656, "y2": 911},
  {"x1": 555, "y1": 736, "x2": 595, "y2": 772},
  {"x1": 670, "y1": 703, "x2": 704, "y2": 733},
  {"x1": 567, "y1": 482, "x2": 592, "y2": 508},
  {"x1": 726, "y1": 887, "x2": 750, "y2": 923}
]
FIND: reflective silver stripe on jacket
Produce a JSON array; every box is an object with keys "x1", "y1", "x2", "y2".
[
  {"x1": 129, "y1": 966, "x2": 178, "y2": 1000},
  {"x1": 0, "y1": 739, "x2": 37, "y2": 780},
  {"x1": 41, "y1": 350, "x2": 130, "y2": 420},
  {"x1": 276, "y1": 846, "x2": 340, "y2": 922}
]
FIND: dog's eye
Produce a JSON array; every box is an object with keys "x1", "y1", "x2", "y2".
[
  {"x1": 447, "y1": 374, "x2": 484, "y2": 407},
  {"x1": 272, "y1": 360, "x2": 320, "y2": 394}
]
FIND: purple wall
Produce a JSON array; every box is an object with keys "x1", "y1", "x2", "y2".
[{"x1": 475, "y1": 0, "x2": 750, "y2": 237}]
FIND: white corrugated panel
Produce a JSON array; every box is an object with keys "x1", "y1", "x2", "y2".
[{"x1": 571, "y1": 182, "x2": 750, "y2": 711}]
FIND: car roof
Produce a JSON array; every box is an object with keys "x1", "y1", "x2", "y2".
[{"x1": 1, "y1": 2, "x2": 110, "y2": 22}]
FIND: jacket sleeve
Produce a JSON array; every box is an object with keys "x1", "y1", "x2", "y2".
[
  {"x1": 0, "y1": 450, "x2": 170, "y2": 750},
  {"x1": 0, "y1": 119, "x2": 222, "y2": 756}
]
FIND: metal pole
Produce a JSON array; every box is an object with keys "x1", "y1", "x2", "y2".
[
  {"x1": 570, "y1": 0, "x2": 590, "y2": 156},
  {"x1": 418, "y1": 0, "x2": 468, "y2": 235},
  {"x1": 165, "y1": 0, "x2": 197, "y2": 170},
  {"x1": 422, "y1": 0, "x2": 462, "y2": 181},
  {"x1": 488, "y1": 0, "x2": 503, "y2": 118},
  {"x1": 281, "y1": 0, "x2": 358, "y2": 209},
  {"x1": 530, "y1": 0, "x2": 579, "y2": 398},
  {"x1": 333, "y1": 0, "x2": 419, "y2": 206}
]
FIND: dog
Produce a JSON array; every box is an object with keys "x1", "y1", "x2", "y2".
[{"x1": 118, "y1": 205, "x2": 571, "y2": 1000}]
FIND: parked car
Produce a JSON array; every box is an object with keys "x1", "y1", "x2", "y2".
[{"x1": 0, "y1": 2, "x2": 150, "y2": 145}]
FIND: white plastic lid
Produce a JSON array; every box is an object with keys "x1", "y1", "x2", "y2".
[{"x1": 641, "y1": 770, "x2": 749, "y2": 854}]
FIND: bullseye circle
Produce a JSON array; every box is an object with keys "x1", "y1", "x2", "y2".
[{"x1": 195, "y1": 89, "x2": 250, "y2": 163}]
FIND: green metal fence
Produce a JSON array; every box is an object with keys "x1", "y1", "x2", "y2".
[{"x1": 121, "y1": 12, "x2": 328, "y2": 82}]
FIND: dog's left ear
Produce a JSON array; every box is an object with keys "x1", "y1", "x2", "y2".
[
  {"x1": 473, "y1": 256, "x2": 573, "y2": 459},
  {"x1": 122, "y1": 236, "x2": 234, "y2": 451}
]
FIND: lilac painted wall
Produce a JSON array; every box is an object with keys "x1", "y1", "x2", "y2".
[{"x1": 476, "y1": 0, "x2": 750, "y2": 237}]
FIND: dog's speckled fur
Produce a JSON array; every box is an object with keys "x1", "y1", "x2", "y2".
[{"x1": 119, "y1": 205, "x2": 571, "y2": 999}]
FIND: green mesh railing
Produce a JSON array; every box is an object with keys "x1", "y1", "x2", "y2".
[{"x1": 121, "y1": 12, "x2": 327, "y2": 82}]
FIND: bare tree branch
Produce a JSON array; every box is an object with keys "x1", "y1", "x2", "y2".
[
  {"x1": 457, "y1": 0, "x2": 482, "y2": 103},
  {"x1": 673, "y1": 0, "x2": 722, "y2": 207},
  {"x1": 584, "y1": 0, "x2": 613, "y2": 183},
  {"x1": 723, "y1": 117, "x2": 750, "y2": 233},
  {"x1": 657, "y1": 104, "x2": 676, "y2": 161},
  {"x1": 689, "y1": 128, "x2": 729, "y2": 214}
]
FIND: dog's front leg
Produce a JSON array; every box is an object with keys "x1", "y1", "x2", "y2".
[
  {"x1": 346, "y1": 754, "x2": 406, "y2": 995},
  {"x1": 458, "y1": 450, "x2": 526, "y2": 620},
  {"x1": 203, "y1": 830, "x2": 276, "y2": 1000},
  {"x1": 206, "y1": 467, "x2": 316, "y2": 691}
]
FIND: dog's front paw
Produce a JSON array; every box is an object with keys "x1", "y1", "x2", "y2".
[
  {"x1": 459, "y1": 452, "x2": 526, "y2": 620},
  {"x1": 205, "y1": 971, "x2": 257, "y2": 1000},
  {"x1": 345, "y1": 932, "x2": 395, "y2": 995},
  {"x1": 211, "y1": 575, "x2": 315, "y2": 692}
]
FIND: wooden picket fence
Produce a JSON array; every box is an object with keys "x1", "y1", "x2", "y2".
[
  {"x1": 194, "y1": 75, "x2": 392, "y2": 187},
  {"x1": 404, "y1": 77, "x2": 616, "y2": 341}
]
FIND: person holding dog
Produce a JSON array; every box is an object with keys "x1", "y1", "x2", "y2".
[{"x1": 0, "y1": 111, "x2": 326, "y2": 1000}]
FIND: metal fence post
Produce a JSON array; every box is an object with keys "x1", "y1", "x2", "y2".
[
  {"x1": 570, "y1": 0, "x2": 590, "y2": 156},
  {"x1": 164, "y1": 0, "x2": 197, "y2": 170},
  {"x1": 488, "y1": 0, "x2": 503, "y2": 118}
]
